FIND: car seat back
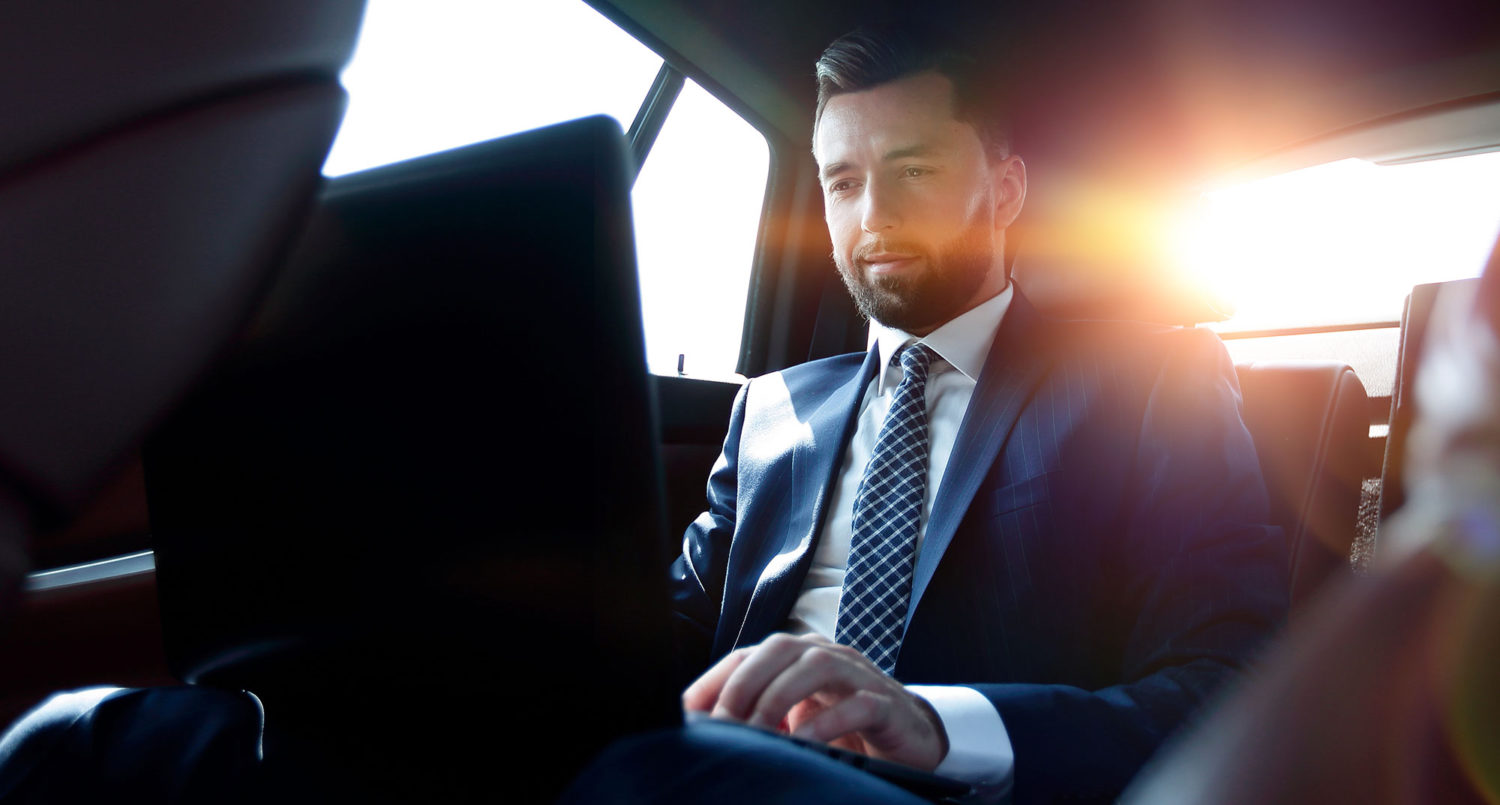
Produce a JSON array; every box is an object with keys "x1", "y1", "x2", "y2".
[
  {"x1": 0, "y1": 0, "x2": 364, "y2": 605},
  {"x1": 1236, "y1": 361, "x2": 1371, "y2": 610}
]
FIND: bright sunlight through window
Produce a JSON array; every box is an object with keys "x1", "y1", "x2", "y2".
[
  {"x1": 633, "y1": 81, "x2": 769, "y2": 379},
  {"x1": 323, "y1": 1, "x2": 660, "y2": 176},
  {"x1": 1178, "y1": 151, "x2": 1500, "y2": 333}
]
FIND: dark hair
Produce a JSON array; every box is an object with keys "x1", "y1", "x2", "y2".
[{"x1": 814, "y1": 24, "x2": 1010, "y2": 158}]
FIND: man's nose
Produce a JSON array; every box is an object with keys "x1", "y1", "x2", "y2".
[{"x1": 860, "y1": 181, "x2": 901, "y2": 233}]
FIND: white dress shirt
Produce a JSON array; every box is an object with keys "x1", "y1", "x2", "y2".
[{"x1": 784, "y1": 285, "x2": 1014, "y2": 787}]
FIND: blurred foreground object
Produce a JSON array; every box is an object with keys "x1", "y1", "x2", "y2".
[
  {"x1": 1123, "y1": 238, "x2": 1500, "y2": 804},
  {"x1": 0, "y1": 0, "x2": 364, "y2": 613}
]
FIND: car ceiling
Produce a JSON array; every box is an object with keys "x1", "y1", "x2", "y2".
[{"x1": 596, "y1": 0, "x2": 1500, "y2": 189}]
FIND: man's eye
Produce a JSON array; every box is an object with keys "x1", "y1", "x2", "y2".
[
  {"x1": 827, "y1": 179, "x2": 858, "y2": 194},
  {"x1": 902, "y1": 166, "x2": 931, "y2": 178}
]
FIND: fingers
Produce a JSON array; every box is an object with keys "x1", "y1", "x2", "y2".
[
  {"x1": 790, "y1": 688, "x2": 890, "y2": 743},
  {"x1": 745, "y1": 640, "x2": 871, "y2": 728},
  {"x1": 681, "y1": 646, "x2": 750, "y2": 713},
  {"x1": 712, "y1": 633, "x2": 834, "y2": 726},
  {"x1": 784, "y1": 697, "x2": 830, "y2": 735},
  {"x1": 792, "y1": 689, "x2": 947, "y2": 771},
  {"x1": 679, "y1": 633, "x2": 946, "y2": 770},
  {"x1": 682, "y1": 633, "x2": 855, "y2": 725}
]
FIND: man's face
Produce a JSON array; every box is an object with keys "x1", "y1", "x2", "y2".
[{"x1": 814, "y1": 71, "x2": 1021, "y2": 335}]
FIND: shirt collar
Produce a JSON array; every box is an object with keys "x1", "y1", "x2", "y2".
[{"x1": 871, "y1": 283, "x2": 1014, "y2": 395}]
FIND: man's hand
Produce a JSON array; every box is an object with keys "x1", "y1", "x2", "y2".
[{"x1": 681, "y1": 633, "x2": 949, "y2": 771}]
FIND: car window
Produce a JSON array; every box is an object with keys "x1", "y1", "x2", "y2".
[
  {"x1": 1182, "y1": 151, "x2": 1500, "y2": 333},
  {"x1": 632, "y1": 80, "x2": 769, "y2": 379},
  {"x1": 321, "y1": 0, "x2": 769, "y2": 381},
  {"x1": 322, "y1": 1, "x2": 661, "y2": 176}
]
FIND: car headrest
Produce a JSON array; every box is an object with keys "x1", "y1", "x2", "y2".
[
  {"x1": 0, "y1": 2, "x2": 365, "y2": 600},
  {"x1": 0, "y1": 1, "x2": 363, "y2": 173}
]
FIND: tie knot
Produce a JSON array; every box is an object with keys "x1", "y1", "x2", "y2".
[{"x1": 895, "y1": 342, "x2": 936, "y2": 378}]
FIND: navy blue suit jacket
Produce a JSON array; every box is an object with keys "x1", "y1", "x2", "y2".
[{"x1": 671, "y1": 289, "x2": 1287, "y2": 802}]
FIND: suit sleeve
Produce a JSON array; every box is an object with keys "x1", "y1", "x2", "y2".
[
  {"x1": 975, "y1": 327, "x2": 1289, "y2": 803},
  {"x1": 668, "y1": 380, "x2": 749, "y2": 681}
]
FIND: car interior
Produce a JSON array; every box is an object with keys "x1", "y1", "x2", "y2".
[{"x1": 1, "y1": 0, "x2": 1498, "y2": 800}]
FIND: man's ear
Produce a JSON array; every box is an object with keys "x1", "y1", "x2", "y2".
[{"x1": 992, "y1": 155, "x2": 1027, "y2": 230}]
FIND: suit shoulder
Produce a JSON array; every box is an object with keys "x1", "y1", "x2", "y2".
[
  {"x1": 732, "y1": 352, "x2": 868, "y2": 443},
  {"x1": 776, "y1": 350, "x2": 868, "y2": 377},
  {"x1": 749, "y1": 351, "x2": 868, "y2": 395}
]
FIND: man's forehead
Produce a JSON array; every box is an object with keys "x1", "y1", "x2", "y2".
[{"x1": 812, "y1": 71, "x2": 973, "y2": 167}]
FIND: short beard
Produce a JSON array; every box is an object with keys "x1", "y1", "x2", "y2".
[{"x1": 834, "y1": 217, "x2": 995, "y2": 333}]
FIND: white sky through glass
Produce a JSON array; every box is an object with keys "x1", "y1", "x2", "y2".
[
  {"x1": 633, "y1": 80, "x2": 769, "y2": 378},
  {"x1": 324, "y1": 0, "x2": 662, "y2": 176},
  {"x1": 1185, "y1": 151, "x2": 1500, "y2": 332}
]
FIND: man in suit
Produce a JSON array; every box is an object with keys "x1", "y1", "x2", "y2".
[{"x1": 570, "y1": 26, "x2": 1287, "y2": 805}]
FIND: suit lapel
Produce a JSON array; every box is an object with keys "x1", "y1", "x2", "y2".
[
  {"x1": 731, "y1": 346, "x2": 882, "y2": 649},
  {"x1": 905, "y1": 290, "x2": 1056, "y2": 633}
]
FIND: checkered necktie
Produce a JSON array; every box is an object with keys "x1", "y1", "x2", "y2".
[{"x1": 834, "y1": 342, "x2": 936, "y2": 674}]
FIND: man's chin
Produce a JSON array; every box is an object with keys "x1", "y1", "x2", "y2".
[
  {"x1": 864, "y1": 298, "x2": 935, "y2": 333},
  {"x1": 840, "y1": 267, "x2": 942, "y2": 331}
]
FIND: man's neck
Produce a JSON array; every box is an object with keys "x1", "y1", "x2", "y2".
[
  {"x1": 904, "y1": 277, "x2": 1010, "y2": 337},
  {"x1": 872, "y1": 285, "x2": 1014, "y2": 393}
]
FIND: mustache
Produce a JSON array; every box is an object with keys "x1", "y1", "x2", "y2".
[{"x1": 854, "y1": 240, "x2": 928, "y2": 262}]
